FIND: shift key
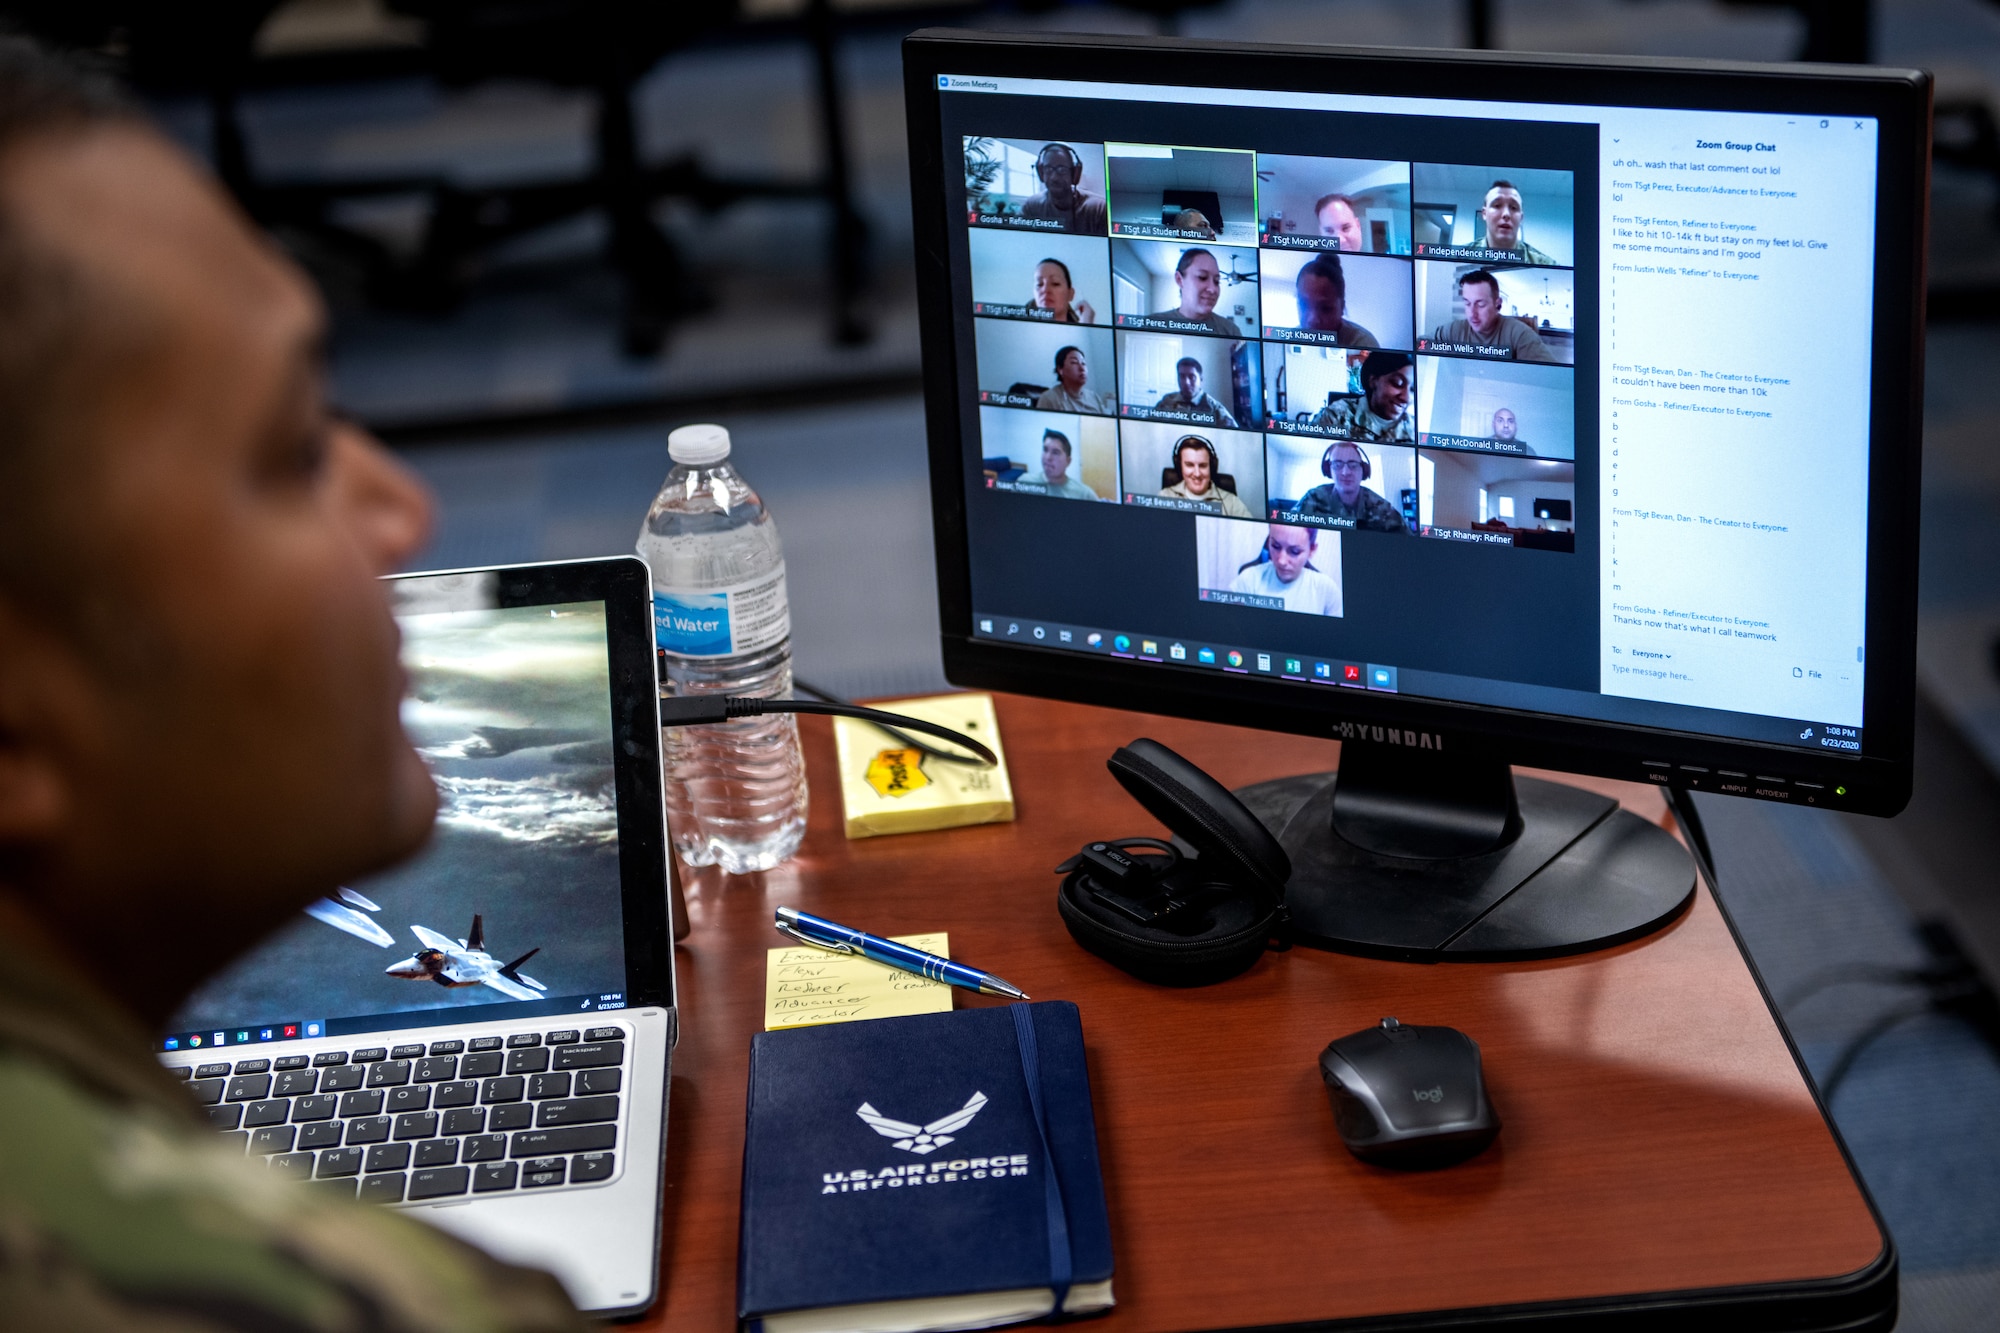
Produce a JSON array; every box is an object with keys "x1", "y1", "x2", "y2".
[
  {"x1": 509, "y1": 1125, "x2": 616, "y2": 1158},
  {"x1": 535, "y1": 1096, "x2": 619, "y2": 1128}
]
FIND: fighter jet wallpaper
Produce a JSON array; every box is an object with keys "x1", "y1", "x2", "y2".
[
  {"x1": 305, "y1": 886, "x2": 396, "y2": 948},
  {"x1": 386, "y1": 915, "x2": 547, "y2": 1002},
  {"x1": 168, "y1": 601, "x2": 628, "y2": 1034}
]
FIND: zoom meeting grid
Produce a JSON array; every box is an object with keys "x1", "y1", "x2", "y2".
[
  {"x1": 941, "y1": 72, "x2": 1879, "y2": 754},
  {"x1": 962, "y1": 136, "x2": 1580, "y2": 570}
]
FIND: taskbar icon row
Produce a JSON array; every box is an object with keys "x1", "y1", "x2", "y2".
[
  {"x1": 163, "y1": 1019, "x2": 325, "y2": 1053},
  {"x1": 972, "y1": 614, "x2": 1398, "y2": 692}
]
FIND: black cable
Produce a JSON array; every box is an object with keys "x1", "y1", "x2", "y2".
[
  {"x1": 1816, "y1": 999, "x2": 1932, "y2": 1103},
  {"x1": 792, "y1": 678, "x2": 993, "y2": 767},
  {"x1": 1780, "y1": 961, "x2": 1936, "y2": 1011},
  {"x1": 658, "y1": 694, "x2": 998, "y2": 767}
]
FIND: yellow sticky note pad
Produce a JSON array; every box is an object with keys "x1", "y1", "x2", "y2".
[
  {"x1": 833, "y1": 693, "x2": 1014, "y2": 839},
  {"x1": 765, "y1": 933, "x2": 953, "y2": 1030}
]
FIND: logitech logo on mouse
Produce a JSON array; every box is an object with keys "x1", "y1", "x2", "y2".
[{"x1": 1413, "y1": 1086, "x2": 1443, "y2": 1103}]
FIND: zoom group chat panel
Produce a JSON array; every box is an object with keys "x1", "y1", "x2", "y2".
[{"x1": 942, "y1": 78, "x2": 1878, "y2": 754}]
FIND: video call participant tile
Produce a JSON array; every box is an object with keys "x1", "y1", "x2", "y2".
[
  {"x1": 1194, "y1": 515, "x2": 1344, "y2": 617},
  {"x1": 1262, "y1": 345, "x2": 1416, "y2": 444},
  {"x1": 1259, "y1": 250, "x2": 1413, "y2": 350},
  {"x1": 1110, "y1": 239, "x2": 1258, "y2": 336},
  {"x1": 965, "y1": 136, "x2": 1109, "y2": 234},
  {"x1": 976, "y1": 320, "x2": 1117, "y2": 415},
  {"x1": 1115, "y1": 329, "x2": 1262, "y2": 430},
  {"x1": 1265, "y1": 435, "x2": 1417, "y2": 535},
  {"x1": 1255, "y1": 154, "x2": 1412, "y2": 254},
  {"x1": 1411, "y1": 163, "x2": 1574, "y2": 268},
  {"x1": 1416, "y1": 357, "x2": 1575, "y2": 459},
  {"x1": 1414, "y1": 262, "x2": 1574, "y2": 365},
  {"x1": 1417, "y1": 450, "x2": 1576, "y2": 553},
  {"x1": 978, "y1": 406, "x2": 1120, "y2": 502},
  {"x1": 1119, "y1": 420, "x2": 1267, "y2": 519},
  {"x1": 969, "y1": 229, "x2": 1113, "y2": 326},
  {"x1": 1106, "y1": 143, "x2": 1259, "y2": 246}
]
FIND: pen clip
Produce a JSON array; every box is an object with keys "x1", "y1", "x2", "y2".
[{"x1": 776, "y1": 920, "x2": 856, "y2": 955}]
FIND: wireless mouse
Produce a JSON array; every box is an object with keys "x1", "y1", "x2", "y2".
[{"x1": 1318, "y1": 1017, "x2": 1500, "y2": 1168}]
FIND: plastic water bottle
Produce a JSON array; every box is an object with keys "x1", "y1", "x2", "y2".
[{"x1": 637, "y1": 423, "x2": 807, "y2": 874}]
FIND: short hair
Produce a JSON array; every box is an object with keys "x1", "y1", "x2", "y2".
[
  {"x1": 1174, "y1": 356, "x2": 1202, "y2": 375},
  {"x1": 1174, "y1": 247, "x2": 1215, "y2": 275},
  {"x1": 0, "y1": 38, "x2": 137, "y2": 605},
  {"x1": 1041, "y1": 428, "x2": 1072, "y2": 457},
  {"x1": 1053, "y1": 344, "x2": 1082, "y2": 374},
  {"x1": 1035, "y1": 257, "x2": 1072, "y2": 284},
  {"x1": 1295, "y1": 252, "x2": 1346, "y2": 300},
  {"x1": 1486, "y1": 179, "x2": 1519, "y2": 198},
  {"x1": 1173, "y1": 435, "x2": 1218, "y2": 477},
  {"x1": 1458, "y1": 269, "x2": 1501, "y2": 300},
  {"x1": 1313, "y1": 192, "x2": 1357, "y2": 218},
  {"x1": 1359, "y1": 350, "x2": 1412, "y2": 393}
]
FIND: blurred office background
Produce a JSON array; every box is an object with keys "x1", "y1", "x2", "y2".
[{"x1": 17, "y1": 1, "x2": 2000, "y2": 1325}]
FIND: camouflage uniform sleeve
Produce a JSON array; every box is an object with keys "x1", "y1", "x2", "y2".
[{"x1": 0, "y1": 1051, "x2": 589, "y2": 1333}]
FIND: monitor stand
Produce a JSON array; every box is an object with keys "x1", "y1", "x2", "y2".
[{"x1": 1233, "y1": 745, "x2": 1696, "y2": 961}]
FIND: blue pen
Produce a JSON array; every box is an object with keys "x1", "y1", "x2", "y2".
[{"x1": 774, "y1": 907, "x2": 1029, "y2": 1000}]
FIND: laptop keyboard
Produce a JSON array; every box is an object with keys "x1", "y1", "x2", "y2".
[{"x1": 166, "y1": 1025, "x2": 629, "y2": 1204}]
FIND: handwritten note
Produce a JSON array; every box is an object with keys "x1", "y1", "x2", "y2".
[{"x1": 764, "y1": 933, "x2": 953, "y2": 1030}]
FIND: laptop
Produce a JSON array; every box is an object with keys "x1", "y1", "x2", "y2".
[{"x1": 158, "y1": 557, "x2": 677, "y2": 1318}]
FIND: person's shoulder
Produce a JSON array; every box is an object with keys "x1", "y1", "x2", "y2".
[
  {"x1": 0, "y1": 1047, "x2": 585, "y2": 1332},
  {"x1": 1342, "y1": 322, "x2": 1378, "y2": 348},
  {"x1": 1506, "y1": 317, "x2": 1550, "y2": 346},
  {"x1": 1211, "y1": 316, "x2": 1241, "y2": 336}
]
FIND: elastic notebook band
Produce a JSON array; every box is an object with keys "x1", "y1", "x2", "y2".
[{"x1": 1011, "y1": 1003, "x2": 1074, "y2": 1316}]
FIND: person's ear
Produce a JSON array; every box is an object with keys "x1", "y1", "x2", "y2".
[
  {"x1": 0, "y1": 605, "x2": 82, "y2": 847},
  {"x1": 0, "y1": 745, "x2": 65, "y2": 842}
]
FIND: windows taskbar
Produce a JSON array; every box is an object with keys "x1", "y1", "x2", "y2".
[
  {"x1": 161, "y1": 992, "x2": 629, "y2": 1053},
  {"x1": 968, "y1": 611, "x2": 1863, "y2": 754},
  {"x1": 973, "y1": 612, "x2": 1398, "y2": 690}
]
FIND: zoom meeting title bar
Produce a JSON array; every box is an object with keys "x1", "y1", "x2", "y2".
[{"x1": 938, "y1": 74, "x2": 1865, "y2": 136}]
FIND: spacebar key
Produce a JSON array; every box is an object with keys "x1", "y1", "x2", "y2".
[
  {"x1": 510, "y1": 1125, "x2": 616, "y2": 1158},
  {"x1": 535, "y1": 1096, "x2": 619, "y2": 1127}
]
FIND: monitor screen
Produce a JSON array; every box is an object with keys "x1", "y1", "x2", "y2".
[
  {"x1": 911, "y1": 36, "x2": 1926, "y2": 813},
  {"x1": 165, "y1": 585, "x2": 637, "y2": 1052}
]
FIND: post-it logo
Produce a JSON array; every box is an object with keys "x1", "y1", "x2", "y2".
[{"x1": 866, "y1": 748, "x2": 930, "y2": 798}]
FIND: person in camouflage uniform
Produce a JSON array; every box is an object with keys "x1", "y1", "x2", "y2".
[
  {"x1": 0, "y1": 39, "x2": 587, "y2": 1331},
  {"x1": 1309, "y1": 350, "x2": 1415, "y2": 444},
  {"x1": 1478, "y1": 180, "x2": 1561, "y2": 265}
]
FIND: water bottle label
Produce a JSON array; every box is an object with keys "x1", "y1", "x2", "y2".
[{"x1": 653, "y1": 567, "x2": 790, "y2": 658}]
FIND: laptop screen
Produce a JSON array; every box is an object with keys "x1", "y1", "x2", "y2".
[{"x1": 165, "y1": 577, "x2": 639, "y2": 1051}]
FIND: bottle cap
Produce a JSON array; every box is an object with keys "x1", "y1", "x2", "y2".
[{"x1": 668, "y1": 423, "x2": 731, "y2": 465}]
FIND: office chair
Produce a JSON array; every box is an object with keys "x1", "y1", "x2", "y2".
[
  {"x1": 379, "y1": 0, "x2": 872, "y2": 355},
  {"x1": 2, "y1": 0, "x2": 875, "y2": 358}
]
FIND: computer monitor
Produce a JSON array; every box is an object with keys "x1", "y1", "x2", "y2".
[{"x1": 905, "y1": 32, "x2": 1929, "y2": 960}]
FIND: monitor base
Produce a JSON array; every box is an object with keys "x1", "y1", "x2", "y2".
[{"x1": 1234, "y1": 762, "x2": 1695, "y2": 962}]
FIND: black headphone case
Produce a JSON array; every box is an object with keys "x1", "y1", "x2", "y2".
[{"x1": 1056, "y1": 739, "x2": 1293, "y2": 986}]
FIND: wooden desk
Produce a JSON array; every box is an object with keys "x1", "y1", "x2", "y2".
[{"x1": 636, "y1": 695, "x2": 1893, "y2": 1331}]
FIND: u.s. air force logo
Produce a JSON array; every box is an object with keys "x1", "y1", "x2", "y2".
[
  {"x1": 855, "y1": 1091, "x2": 986, "y2": 1153},
  {"x1": 818, "y1": 1090, "x2": 1031, "y2": 1194}
]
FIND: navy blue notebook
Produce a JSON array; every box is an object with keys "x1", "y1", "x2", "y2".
[{"x1": 739, "y1": 1002, "x2": 1115, "y2": 1333}]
